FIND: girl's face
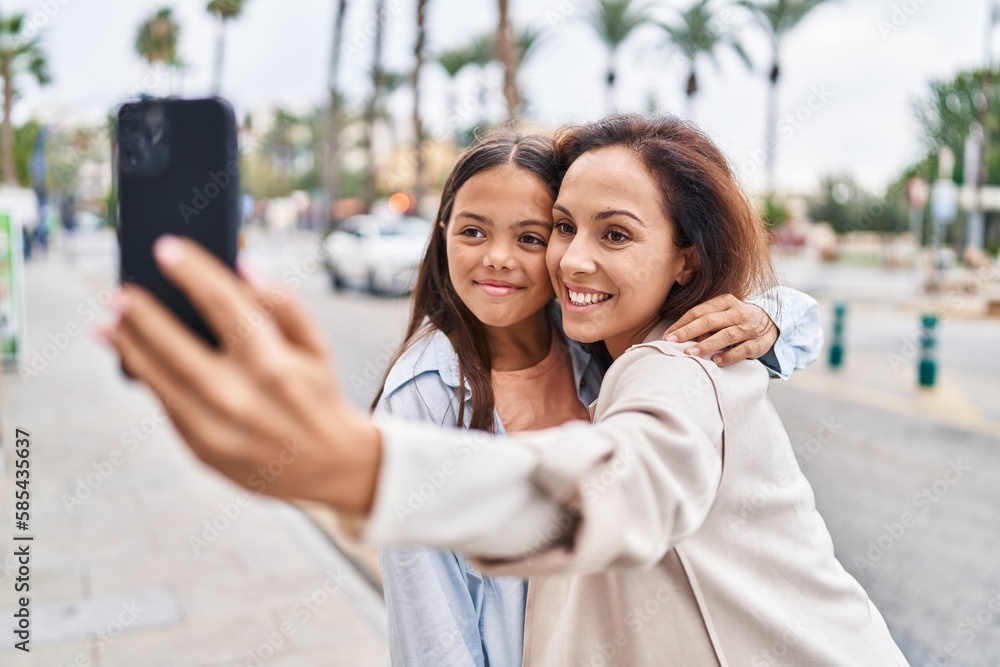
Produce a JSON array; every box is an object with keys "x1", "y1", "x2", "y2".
[
  {"x1": 546, "y1": 146, "x2": 699, "y2": 358},
  {"x1": 446, "y1": 165, "x2": 556, "y2": 329}
]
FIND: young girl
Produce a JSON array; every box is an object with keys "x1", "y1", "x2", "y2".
[{"x1": 371, "y1": 132, "x2": 821, "y2": 666}]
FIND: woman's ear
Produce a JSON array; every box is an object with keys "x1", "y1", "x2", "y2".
[{"x1": 675, "y1": 246, "x2": 701, "y2": 287}]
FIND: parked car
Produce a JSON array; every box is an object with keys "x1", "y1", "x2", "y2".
[{"x1": 322, "y1": 214, "x2": 432, "y2": 295}]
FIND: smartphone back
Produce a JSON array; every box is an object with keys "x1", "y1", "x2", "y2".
[{"x1": 117, "y1": 97, "x2": 240, "y2": 348}]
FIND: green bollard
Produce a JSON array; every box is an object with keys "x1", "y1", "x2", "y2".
[
  {"x1": 828, "y1": 302, "x2": 847, "y2": 369},
  {"x1": 918, "y1": 313, "x2": 938, "y2": 388}
]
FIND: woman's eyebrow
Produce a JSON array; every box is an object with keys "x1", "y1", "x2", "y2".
[
  {"x1": 595, "y1": 209, "x2": 647, "y2": 228},
  {"x1": 554, "y1": 203, "x2": 647, "y2": 228}
]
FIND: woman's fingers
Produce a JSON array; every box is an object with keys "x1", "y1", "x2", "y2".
[
  {"x1": 153, "y1": 235, "x2": 283, "y2": 357},
  {"x1": 237, "y1": 256, "x2": 328, "y2": 358},
  {"x1": 114, "y1": 284, "x2": 220, "y2": 390},
  {"x1": 105, "y1": 296, "x2": 246, "y2": 462},
  {"x1": 104, "y1": 289, "x2": 298, "y2": 480},
  {"x1": 267, "y1": 289, "x2": 330, "y2": 358},
  {"x1": 103, "y1": 312, "x2": 194, "y2": 419}
]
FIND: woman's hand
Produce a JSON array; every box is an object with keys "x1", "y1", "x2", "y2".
[
  {"x1": 97, "y1": 235, "x2": 380, "y2": 512},
  {"x1": 664, "y1": 294, "x2": 778, "y2": 367}
]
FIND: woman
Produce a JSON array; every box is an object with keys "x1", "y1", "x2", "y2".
[
  {"x1": 373, "y1": 132, "x2": 820, "y2": 666},
  {"x1": 100, "y1": 114, "x2": 906, "y2": 665}
]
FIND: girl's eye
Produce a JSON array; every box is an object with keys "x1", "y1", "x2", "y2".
[
  {"x1": 606, "y1": 229, "x2": 630, "y2": 244},
  {"x1": 460, "y1": 228, "x2": 484, "y2": 239},
  {"x1": 520, "y1": 234, "x2": 546, "y2": 246},
  {"x1": 554, "y1": 221, "x2": 575, "y2": 235}
]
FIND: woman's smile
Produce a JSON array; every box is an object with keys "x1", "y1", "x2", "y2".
[{"x1": 564, "y1": 283, "x2": 614, "y2": 310}]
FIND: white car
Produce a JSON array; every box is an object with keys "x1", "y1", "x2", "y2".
[{"x1": 323, "y1": 214, "x2": 432, "y2": 295}]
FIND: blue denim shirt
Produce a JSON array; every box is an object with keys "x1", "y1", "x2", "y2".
[{"x1": 375, "y1": 291, "x2": 821, "y2": 667}]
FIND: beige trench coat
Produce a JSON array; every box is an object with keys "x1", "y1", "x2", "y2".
[{"x1": 364, "y1": 321, "x2": 909, "y2": 666}]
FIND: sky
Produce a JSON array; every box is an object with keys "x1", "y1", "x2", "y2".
[{"x1": 8, "y1": 0, "x2": 998, "y2": 194}]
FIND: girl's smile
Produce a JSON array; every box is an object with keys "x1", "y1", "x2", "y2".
[{"x1": 474, "y1": 279, "x2": 526, "y2": 297}]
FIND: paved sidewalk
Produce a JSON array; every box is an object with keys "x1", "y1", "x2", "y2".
[{"x1": 0, "y1": 233, "x2": 387, "y2": 666}]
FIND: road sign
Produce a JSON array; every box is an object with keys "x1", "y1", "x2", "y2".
[
  {"x1": 931, "y1": 178, "x2": 958, "y2": 224},
  {"x1": 907, "y1": 177, "x2": 929, "y2": 210}
]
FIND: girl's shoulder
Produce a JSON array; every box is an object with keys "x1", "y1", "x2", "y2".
[{"x1": 380, "y1": 324, "x2": 464, "y2": 400}]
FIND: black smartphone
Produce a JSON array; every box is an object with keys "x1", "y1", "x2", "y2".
[{"x1": 116, "y1": 97, "x2": 240, "y2": 364}]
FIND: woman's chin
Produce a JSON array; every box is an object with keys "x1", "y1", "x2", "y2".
[{"x1": 562, "y1": 320, "x2": 606, "y2": 344}]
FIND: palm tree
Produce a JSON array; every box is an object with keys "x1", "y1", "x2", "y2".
[
  {"x1": 438, "y1": 29, "x2": 543, "y2": 136},
  {"x1": 515, "y1": 27, "x2": 543, "y2": 66},
  {"x1": 658, "y1": 0, "x2": 750, "y2": 119},
  {"x1": 378, "y1": 70, "x2": 409, "y2": 148},
  {"x1": 324, "y1": 0, "x2": 348, "y2": 218},
  {"x1": 362, "y1": 0, "x2": 387, "y2": 211},
  {"x1": 468, "y1": 33, "x2": 501, "y2": 132},
  {"x1": 585, "y1": 0, "x2": 649, "y2": 110},
  {"x1": 0, "y1": 13, "x2": 50, "y2": 184},
  {"x1": 496, "y1": 0, "x2": 520, "y2": 120},
  {"x1": 738, "y1": 0, "x2": 831, "y2": 192},
  {"x1": 512, "y1": 27, "x2": 543, "y2": 115},
  {"x1": 207, "y1": 0, "x2": 249, "y2": 95},
  {"x1": 436, "y1": 45, "x2": 476, "y2": 143},
  {"x1": 412, "y1": 0, "x2": 428, "y2": 204},
  {"x1": 135, "y1": 7, "x2": 182, "y2": 93},
  {"x1": 466, "y1": 32, "x2": 496, "y2": 70}
]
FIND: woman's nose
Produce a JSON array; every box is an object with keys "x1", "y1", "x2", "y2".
[{"x1": 560, "y1": 236, "x2": 597, "y2": 276}]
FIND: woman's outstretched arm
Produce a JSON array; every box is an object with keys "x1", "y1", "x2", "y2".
[
  {"x1": 102, "y1": 236, "x2": 724, "y2": 575},
  {"x1": 365, "y1": 344, "x2": 725, "y2": 575}
]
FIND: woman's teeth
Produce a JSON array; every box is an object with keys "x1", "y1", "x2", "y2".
[{"x1": 568, "y1": 289, "x2": 612, "y2": 306}]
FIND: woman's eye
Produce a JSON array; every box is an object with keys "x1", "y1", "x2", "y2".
[
  {"x1": 606, "y1": 229, "x2": 630, "y2": 244},
  {"x1": 554, "y1": 221, "x2": 575, "y2": 235}
]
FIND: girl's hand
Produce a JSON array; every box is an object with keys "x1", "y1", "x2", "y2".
[
  {"x1": 664, "y1": 294, "x2": 778, "y2": 367},
  {"x1": 97, "y1": 235, "x2": 380, "y2": 512}
]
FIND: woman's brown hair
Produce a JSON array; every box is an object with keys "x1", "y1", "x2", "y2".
[
  {"x1": 553, "y1": 114, "x2": 776, "y2": 322},
  {"x1": 371, "y1": 132, "x2": 560, "y2": 431}
]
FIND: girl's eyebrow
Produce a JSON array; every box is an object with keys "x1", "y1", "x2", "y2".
[
  {"x1": 455, "y1": 211, "x2": 491, "y2": 225},
  {"x1": 456, "y1": 212, "x2": 549, "y2": 230},
  {"x1": 517, "y1": 220, "x2": 551, "y2": 230}
]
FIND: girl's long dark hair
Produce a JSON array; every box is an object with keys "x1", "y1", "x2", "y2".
[{"x1": 371, "y1": 132, "x2": 560, "y2": 432}]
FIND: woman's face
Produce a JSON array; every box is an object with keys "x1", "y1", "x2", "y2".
[
  {"x1": 546, "y1": 146, "x2": 698, "y2": 358},
  {"x1": 446, "y1": 165, "x2": 556, "y2": 329}
]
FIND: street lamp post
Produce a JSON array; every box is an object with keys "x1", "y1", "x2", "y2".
[
  {"x1": 963, "y1": 124, "x2": 985, "y2": 254},
  {"x1": 968, "y1": 1, "x2": 1000, "y2": 255},
  {"x1": 906, "y1": 176, "x2": 929, "y2": 287},
  {"x1": 930, "y1": 148, "x2": 957, "y2": 292}
]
